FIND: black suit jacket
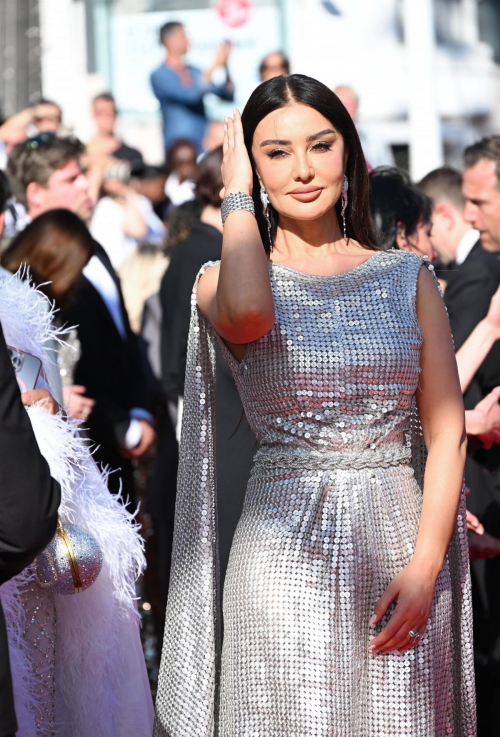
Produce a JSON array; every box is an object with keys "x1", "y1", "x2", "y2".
[
  {"x1": 441, "y1": 240, "x2": 500, "y2": 410},
  {"x1": 0, "y1": 323, "x2": 60, "y2": 737},
  {"x1": 444, "y1": 244, "x2": 500, "y2": 687},
  {"x1": 60, "y1": 243, "x2": 152, "y2": 497}
]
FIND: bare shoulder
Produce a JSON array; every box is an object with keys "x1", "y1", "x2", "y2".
[
  {"x1": 416, "y1": 261, "x2": 441, "y2": 297},
  {"x1": 197, "y1": 262, "x2": 220, "y2": 317},
  {"x1": 416, "y1": 262, "x2": 449, "y2": 335}
]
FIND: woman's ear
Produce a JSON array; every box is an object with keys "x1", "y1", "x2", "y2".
[{"x1": 395, "y1": 221, "x2": 408, "y2": 250}]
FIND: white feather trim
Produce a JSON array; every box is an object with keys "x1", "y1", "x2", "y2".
[
  {"x1": 0, "y1": 270, "x2": 154, "y2": 735},
  {"x1": 0, "y1": 267, "x2": 72, "y2": 379}
]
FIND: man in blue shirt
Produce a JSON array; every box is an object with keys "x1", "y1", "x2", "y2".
[{"x1": 151, "y1": 21, "x2": 234, "y2": 157}]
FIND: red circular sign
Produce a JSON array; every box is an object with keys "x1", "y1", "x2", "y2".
[{"x1": 216, "y1": 0, "x2": 251, "y2": 28}]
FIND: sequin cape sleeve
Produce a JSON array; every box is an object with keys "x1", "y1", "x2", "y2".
[
  {"x1": 154, "y1": 261, "x2": 222, "y2": 737},
  {"x1": 153, "y1": 254, "x2": 476, "y2": 735},
  {"x1": 408, "y1": 257, "x2": 475, "y2": 728}
]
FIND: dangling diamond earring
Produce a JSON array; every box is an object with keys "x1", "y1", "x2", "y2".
[
  {"x1": 341, "y1": 174, "x2": 349, "y2": 240},
  {"x1": 260, "y1": 184, "x2": 273, "y2": 253}
]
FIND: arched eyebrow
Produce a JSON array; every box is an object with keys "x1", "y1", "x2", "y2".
[
  {"x1": 260, "y1": 129, "x2": 337, "y2": 147},
  {"x1": 306, "y1": 128, "x2": 337, "y2": 142}
]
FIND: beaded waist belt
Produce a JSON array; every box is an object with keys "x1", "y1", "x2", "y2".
[{"x1": 253, "y1": 443, "x2": 412, "y2": 471}]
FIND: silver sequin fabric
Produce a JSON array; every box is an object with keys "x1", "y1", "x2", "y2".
[
  {"x1": 36, "y1": 523, "x2": 103, "y2": 595},
  {"x1": 21, "y1": 577, "x2": 57, "y2": 735},
  {"x1": 154, "y1": 248, "x2": 476, "y2": 737}
]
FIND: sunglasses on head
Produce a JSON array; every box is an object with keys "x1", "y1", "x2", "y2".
[
  {"x1": 25, "y1": 132, "x2": 81, "y2": 152},
  {"x1": 25, "y1": 131, "x2": 56, "y2": 150}
]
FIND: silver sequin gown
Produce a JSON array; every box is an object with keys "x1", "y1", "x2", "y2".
[{"x1": 154, "y1": 249, "x2": 476, "y2": 737}]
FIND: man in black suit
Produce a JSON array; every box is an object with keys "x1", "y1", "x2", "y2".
[
  {"x1": 421, "y1": 165, "x2": 500, "y2": 736},
  {"x1": 461, "y1": 141, "x2": 500, "y2": 735},
  {"x1": 0, "y1": 177, "x2": 61, "y2": 737},
  {"x1": 420, "y1": 167, "x2": 500, "y2": 356},
  {"x1": 7, "y1": 135, "x2": 155, "y2": 504}
]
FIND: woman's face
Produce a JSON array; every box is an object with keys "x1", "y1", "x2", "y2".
[{"x1": 251, "y1": 102, "x2": 346, "y2": 224}]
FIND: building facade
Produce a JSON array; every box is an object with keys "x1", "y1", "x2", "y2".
[
  {"x1": 0, "y1": 0, "x2": 42, "y2": 120},
  {"x1": 10, "y1": 0, "x2": 500, "y2": 171}
]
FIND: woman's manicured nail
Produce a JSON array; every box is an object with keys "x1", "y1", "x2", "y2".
[{"x1": 369, "y1": 614, "x2": 377, "y2": 625}]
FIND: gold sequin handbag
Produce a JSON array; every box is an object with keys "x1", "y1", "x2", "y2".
[{"x1": 35, "y1": 519, "x2": 103, "y2": 595}]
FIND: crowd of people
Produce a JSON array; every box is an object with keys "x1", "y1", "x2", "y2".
[{"x1": 0, "y1": 17, "x2": 499, "y2": 737}]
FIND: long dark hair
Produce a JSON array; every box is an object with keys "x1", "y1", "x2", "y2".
[
  {"x1": 1, "y1": 208, "x2": 94, "y2": 306},
  {"x1": 241, "y1": 74, "x2": 378, "y2": 253}
]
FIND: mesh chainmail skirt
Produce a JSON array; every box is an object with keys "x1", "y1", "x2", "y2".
[{"x1": 154, "y1": 250, "x2": 476, "y2": 737}]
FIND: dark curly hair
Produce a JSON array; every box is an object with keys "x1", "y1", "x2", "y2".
[{"x1": 369, "y1": 167, "x2": 432, "y2": 251}]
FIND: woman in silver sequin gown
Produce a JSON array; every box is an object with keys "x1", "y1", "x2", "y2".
[{"x1": 154, "y1": 75, "x2": 476, "y2": 736}]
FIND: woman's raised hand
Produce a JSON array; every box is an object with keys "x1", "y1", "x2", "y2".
[{"x1": 220, "y1": 109, "x2": 254, "y2": 200}]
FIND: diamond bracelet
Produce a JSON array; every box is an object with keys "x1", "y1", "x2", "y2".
[{"x1": 221, "y1": 192, "x2": 255, "y2": 226}]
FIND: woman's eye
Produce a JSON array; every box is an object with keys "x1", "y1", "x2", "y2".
[
  {"x1": 268, "y1": 149, "x2": 287, "y2": 159},
  {"x1": 312, "y1": 142, "x2": 332, "y2": 152}
]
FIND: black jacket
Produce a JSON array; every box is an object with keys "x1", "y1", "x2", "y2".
[
  {"x1": 441, "y1": 240, "x2": 500, "y2": 690},
  {"x1": 157, "y1": 222, "x2": 255, "y2": 584},
  {"x1": 60, "y1": 243, "x2": 152, "y2": 499},
  {"x1": 160, "y1": 222, "x2": 223, "y2": 402},
  {"x1": 441, "y1": 240, "x2": 500, "y2": 410},
  {"x1": 0, "y1": 323, "x2": 60, "y2": 737}
]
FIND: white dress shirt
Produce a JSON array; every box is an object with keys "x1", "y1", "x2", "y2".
[
  {"x1": 455, "y1": 229, "x2": 480, "y2": 266},
  {"x1": 83, "y1": 255, "x2": 127, "y2": 339},
  {"x1": 83, "y1": 255, "x2": 152, "y2": 448}
]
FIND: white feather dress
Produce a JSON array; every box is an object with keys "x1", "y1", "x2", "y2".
[{"x1": 0, "y1": 269, "x2": 154, "y2": 736}]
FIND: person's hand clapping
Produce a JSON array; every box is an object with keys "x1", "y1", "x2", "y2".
[
  {"x1": 468, "y1": 386, "x2": 500, "y2": 448},
  {"x1": 213, "y1": 40, "x2": 232, "y2": 69},
  {"x1": 220, "y1": 108, "x2": 254, "y2": 200}
]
